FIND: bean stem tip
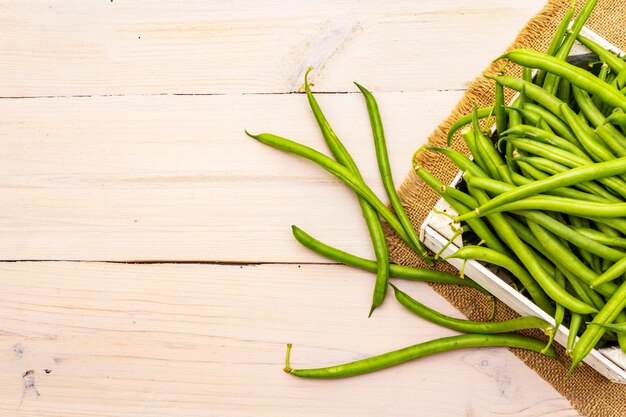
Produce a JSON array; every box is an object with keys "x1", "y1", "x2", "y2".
[{"x1": 284, "y1": 343, "x2": 294, "y2": 374}]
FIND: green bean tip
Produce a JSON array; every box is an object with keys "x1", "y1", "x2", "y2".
[{"x1": 244, "y1": 129, "x2": 259, "y2": 139}]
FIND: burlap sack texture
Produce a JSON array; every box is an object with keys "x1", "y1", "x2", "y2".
[{"x1": 390, "y1": 1, "x2": 626, "y2": 416}]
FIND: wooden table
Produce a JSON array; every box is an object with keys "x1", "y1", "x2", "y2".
[{"x1": 0, "y1": 1, "x2": 582, "y2": 415}]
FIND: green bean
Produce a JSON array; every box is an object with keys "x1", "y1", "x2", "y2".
[
  {"x1": 590, "y1": 257, "x2": 626, "y2": 288},
  {"x1": 575, "y1": 228, "x2": 626, "y2": 249},
  {"x1": 542, "y1": 0, "x2": 598, "y2": 95},
  {"x1": 303, "y1": 69, "x2": 390, "y2": 315},
  {"x1": 605, "y1": 112, "x2": 626, "y2": 127},
  {"x1": 570, "y1": 278, "x2": 626, "y2": 374},
  {"x1": 455, "y1": 155, "x2": 626, "y2": 220},
  {"x1": 472, "y1": 111, "x2": 504, "y2": 181},
  {"x1": 424, "y1": 146, "x2": 487, "y2": 178},
  {"x1": 577, "y1": 34, "x2": 626, "y2": 74},
  {"x1": 355, "y1": 83, "x2": 426, "y2": 264},
  {"x1": 284, "y1": 334, "x2": 558, "y2": 379},
  {"x1": 247, "y1": 132, "x2": 427, "y2": 257},
  {"x1": 560, "y1": 107, "x2": 617, "y2": 164},
  {"x1": 446, "y1": 106, "x2": 494, "y2": 146},
  {"x1": 544, "y1": 269, "x2": 566, "y2": 353},
  {"x1": 391, "y1": 284, "x2": 550, "y2": 333},
  {"x1": 586, "y1": 322, "x2": 626, "y2": 334},
  {"x1": 595, "y1": 124, "x2": 626, "y2": 158},
  {"x1": 567, "y1": 313, "x2": 583, "y2": 355},
  {"x1": 520, "y1": 103, "x2": 578, "y2": 144},
  {"x1": 557, "y1": 78, "x2": 570, "y2": 105},
  {"x1": 502, "y1": 48, "x2": 626, "y2": 112},
  {"x1": 467, "y1": 195, "x2": 626, "y2": 220},
  {"x1": 495, "y1": 81, "x2": 507, "y2": 137},
  {"x1": 513, "y1": 156, "x2": 621, "y2": 202},
  {"x1": 500, "y1": 125, "x2": 586, "y2": 157},
  {"x1": 446, "y1": 245, "x2": 554, "y2": 314},
  {"x1": 507, "y1": 165, "x2": 611, "y2": 203},
  {"x1": 463, "y1": 128, "x2": 490, "y2": 176},
  {"x1": 512, "y1": 211, "x2": 626, "y2": 262},
  {"x1": 290, "y1": 225, "x2": 483, "y2": 291}
]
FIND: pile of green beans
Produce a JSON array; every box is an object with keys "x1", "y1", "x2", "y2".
[
  {"x1": 415, "y1": 0, "x2": 626, "y2": 375},
  {"x1": 248, "y1": 62, "x2": 558, "y2": 377}
]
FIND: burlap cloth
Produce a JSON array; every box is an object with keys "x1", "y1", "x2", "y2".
[{"x1": 390, "y1": 1, "x2": 626, "y2": 416}]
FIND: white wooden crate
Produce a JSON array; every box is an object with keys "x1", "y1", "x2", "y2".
[{"x1": 420, "y1": 26, "x2": 626, "y2": 383}]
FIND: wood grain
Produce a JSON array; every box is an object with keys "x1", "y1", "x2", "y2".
[
  {"x1": 0, "y1": 91, "x2": 462, "y2": 262},
  {"x1": 0, "y1": 262, "x2": 578, "y2": 417},
  {"x1": 0, "y1": 0, "x2": 544, "y2": 96}
]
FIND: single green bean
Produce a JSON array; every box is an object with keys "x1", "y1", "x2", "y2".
[
  {"x1": 455, "y1": 155, "x2": 626, "y2": 220},
  {"x1": 586, "y1": 322, "x2": 626, "y2": 334},
  {"x1": 502, "y1": 48, "x2": 626, "y2": 112},
  {"x1": 446, "y1": 245, "x2": 554, "y2": 314},
  {"x1": 590, "y1": 257, "x2": 626, "y2": 288},
  {"x1": 514, "y1": 156, "x2": 621, "y2": 201},
  {"x1": 391, "y1": 284, "x2": 550, "y2": 333},
  {"x1": 465, "y1": 195, "x2": 626, "y2": 220},
  {"x1": 567, "y1": 313, "x2": 583, "y2": 355},
  {"x1": 446, "y1": 106, "x2": 494, "y2": 146},
  {"x1": 304, "y1": 69, "x2": 390, "y2": 315},
  {"x1": 575, "y1": 228, "x2": 626, "y2": 249},
  {"x1": 247, "y1": 132, "x2": 427, "y2": 257},
  {"x1": 290, "y1": 225, "x2": 482, "y2": 290},
  {"x1": 570, "y1": 278, "x2": 626, "y2": 374},
  {"x1": 284, "y1": 334, "x2": 558, "y2": 379},
  {"x1": 355, "y1": 83, "x2": 426, "y2": 262},
  {"x1": 577, "y1": 34, "x2": 626, "y2": 74}
]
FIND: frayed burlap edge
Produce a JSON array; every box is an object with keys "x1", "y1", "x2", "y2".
[{"x1": 390, "y1": 1, "x2": 626, "y2": 416}]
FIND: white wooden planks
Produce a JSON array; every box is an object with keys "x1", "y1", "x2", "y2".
[
  {"x1": 0, "y1": 262, "x2": 578, "y2": 417},
  {"x1": 0, "y1": 91, "x2": 461, "y2": 262},
  {"x1": 0, "y1": 0, "x2": 544, "y2": 96}
]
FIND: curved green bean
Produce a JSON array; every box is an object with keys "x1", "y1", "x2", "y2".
[
  {"x1": 446, "y1": 106, "x2": 494, "y2": 146},
  {"x1": 590, "y1": 257, "x2": 626, "y2": 288},
  {"x1": 290, "y1": 225, "x2": 484, "y2": 291},
  {"x1": 577, "y1": 34, "x2": 626, "y2": 74},
  {"x1": 285, "y1": 334, "x2": 558, "y2": 379},
  {"x1": 570, "y1": 279, "x2": 626, "y2": 374},
  {"x1": 391, "y1": 284, "x2": 550, "y2": 334},
  {"x1": 575, "y1": 227, "x2": 626, "y2": 249},
  {"x1": 355, "y1": 83, "x2": 426, "y2": 263}
]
